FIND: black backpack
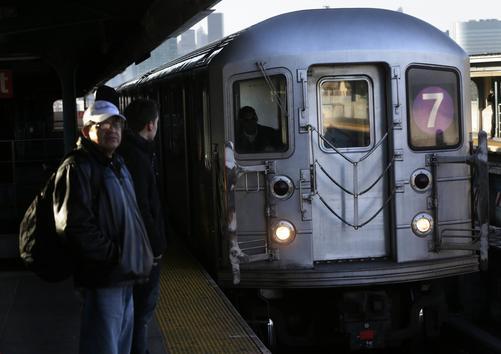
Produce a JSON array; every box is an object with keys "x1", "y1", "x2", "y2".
[{"x1": 19, "y1": 151, "x2": 101, "y2": 282}]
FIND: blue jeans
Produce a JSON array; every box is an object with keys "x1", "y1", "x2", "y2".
[
  {"x1": 79, "y1": 286, "x2": 134, "y2": 354},
  {"x1": 131, "y1": 263, "x2": 161, "y2": 354}
]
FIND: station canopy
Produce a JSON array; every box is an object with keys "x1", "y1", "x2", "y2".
[{"x1": 0, "y1": 0, "x2": 219, "y2": 96}]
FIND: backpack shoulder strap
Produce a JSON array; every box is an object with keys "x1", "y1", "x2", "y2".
[
  {"x1": 64, "y1": 149, "x2": 103, "y2": 206},
  {"x1": 88, "y1": 157, "x2": 103, "y2": 198}
]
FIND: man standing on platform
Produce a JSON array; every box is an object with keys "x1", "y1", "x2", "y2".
[
  {"x1": 119, "y1": 98, "x2": 167, "y2": 354},
  {"x1": 53, "y1": 100, "x2": 153, "y2": 354}
]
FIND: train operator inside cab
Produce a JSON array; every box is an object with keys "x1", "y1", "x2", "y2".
[{"x1": 235, "y1": 106, "x2": 281, "y2": 153}]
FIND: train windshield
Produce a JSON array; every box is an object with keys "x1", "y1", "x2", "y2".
[
  {"x1": 233, "y1": 75, "x2": 288, "y2": 154},
  {"x1": 407, "y1": 67, "x2": 461, "y2": 150},
  {"x1": 319, "y1": 79, "x2": 371, "y2": 149}
]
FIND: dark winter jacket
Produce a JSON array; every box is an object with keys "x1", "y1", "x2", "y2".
[
  {"x1": 118, "y1": 130, "x2": 167, "y2": 257},
  {"x1": 235, "y1": 124, "x2": 282, "y2": 153},
  {"x1": 53, "y1": 136, "x2": 152, "y2": 287}
]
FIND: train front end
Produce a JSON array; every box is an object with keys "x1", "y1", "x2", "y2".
[{"x1": 214, "y1": 8, "x2": 488, "y2": 349}]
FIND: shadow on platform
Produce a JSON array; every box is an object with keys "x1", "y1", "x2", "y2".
[{"x1": 0, "y1": 267, "x2": 167, "y2": 354}]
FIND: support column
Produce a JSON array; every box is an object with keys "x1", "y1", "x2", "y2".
[
  {"x1": 58, "y1": 64, "x2": 78, "y2": 153},
  {"x1": 495, "y1": 81, "x2": 499, "y2": 138}
]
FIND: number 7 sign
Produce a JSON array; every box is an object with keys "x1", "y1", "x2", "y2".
[{"x1": 412, "y1": 86, "x2": 453, "y2": 134}]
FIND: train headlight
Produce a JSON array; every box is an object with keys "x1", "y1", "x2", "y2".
[
  {"x1": 270, "y1": 176, "x2": 294, "y2": 200},
  {"x1": 410, "y1": 169, "x2": 432, "y2": 193},
  {"x1": 272, "y1": 220, "x2": 296, "y2": 245},
  {"x1": 411, "y1": 213, "x2": 434, "y2": 237}
]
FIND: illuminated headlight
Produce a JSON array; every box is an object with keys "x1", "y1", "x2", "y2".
[
  {"x1": 272, "y1": 220, "x2": 296, "y2": 245},
  {"x1": 270, "y1": 176, "x2": 294, "y2": 200},
  {"x1": 411, "y1": 213, "x2": 434, "y2": 237}
]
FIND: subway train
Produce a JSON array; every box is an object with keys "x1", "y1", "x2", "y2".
[{"x1": 118, "y1": 8, "x2": 489, "y2": 350}]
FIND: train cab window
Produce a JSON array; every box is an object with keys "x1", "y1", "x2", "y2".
[
  {"x1": 319, "y1": 79, "x2": 371, "y2": 149},
  {"x1": 407, "y1": 67, "x2": 461, "y2": 150},
  {"x1": 233, "y1": 75, "x2": 288, "y2": 154}
]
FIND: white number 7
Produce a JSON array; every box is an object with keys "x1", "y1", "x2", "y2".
[{"x1": 422, "y1": 92, "x2": 444, "y2": 128}]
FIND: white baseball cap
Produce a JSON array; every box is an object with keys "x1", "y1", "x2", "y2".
[{"x1": 82, "y1": 100, "x2": 126, "y2": 126}]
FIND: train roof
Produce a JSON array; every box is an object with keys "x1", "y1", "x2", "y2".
[
  {"x1": 118, "y1": 33, "x2": 241, "y2": 90},
  {"x1": 119, "y1": 8, "x2": 466, "y2": 90},
  {"x1": 217, "y1": 8, "x2": 466, "y2": 61}
]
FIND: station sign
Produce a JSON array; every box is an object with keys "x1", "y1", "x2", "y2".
[{"x1": 0, "y1": 70, "x2": 13, "y2": 98}]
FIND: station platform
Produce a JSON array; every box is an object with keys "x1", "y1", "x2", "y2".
[
  {"x1": 471, "y1": 136, "x2": 501, "y2": 153},
  {"x1": 0, "y1": 239, "x2": 269, "y2": 354},
  {"x1": 487, "y1": 137, "x2": 501, "y2": 154}
]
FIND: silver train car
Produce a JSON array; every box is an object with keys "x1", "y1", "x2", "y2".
[{"x1": 119, "y1": 8, "x2": 488, "y2": 350}]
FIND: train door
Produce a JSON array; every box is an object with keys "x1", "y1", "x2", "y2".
[
  {"x1": 230, "y1": 70, "x2": 291, "y2": 260},
  {"x1": 307, "y1": 65, "x2": 390, "y2": 261}
]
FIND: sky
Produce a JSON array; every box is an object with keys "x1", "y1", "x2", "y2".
[
  {"x1": 208, "y1": 0, "x2": 501, "y2": 34},
  {"x1": 109, "y1": 0, "x2": 501, "y2": 86}
]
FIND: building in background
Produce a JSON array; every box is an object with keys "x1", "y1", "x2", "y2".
[
  {"x1": 197, "y1": 27, "x2": 208, "y2": 48},
  {"x1": 107, "y1": 12, "x2": 224, "y2": 88},
  {"x1": 450, "y1": 18, "x2": 501, "y2": 138},
  {"x1": 208, "y1": 12, "x2": 224, "y2": 43},
  {"x1": 178, "y1": 29, "x2": 196, "y2": 56},
  {"x1": 451, "y1": 19, "x2": 501, "y2": 55}
]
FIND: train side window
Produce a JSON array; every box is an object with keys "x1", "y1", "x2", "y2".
[
  {"x1": 406, "y1": 67, "x2": 461, "y2": 150},
  {"x1": 52, "y1": 98, "x2": 86, "y2": 132},
  {"x1": 233, "y1": 75, "x2": 288, "y2": 154},
  {"x1": 319, "y1": 79, "x2": 371, "y2": 149}
]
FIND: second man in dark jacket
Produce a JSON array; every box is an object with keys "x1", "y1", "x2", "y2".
[{"x1": 119, "y1": 98, "x2": 167, "y2": 354}]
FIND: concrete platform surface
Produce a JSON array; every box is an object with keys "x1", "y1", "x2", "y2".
[{"x1": 0, "y1": 269, "x2": 167, "y2": 354}]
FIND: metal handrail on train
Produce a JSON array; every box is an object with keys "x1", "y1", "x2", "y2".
[
  {"x1": 427, "y1": 131, "x2": 489, "y2": 269},
  {"x1": 224, "y1": 142, "x2": 272, "y2": 284},
  {"x1": 306, "y1": 125, "x2": 395, "y2": 229},
  {"x1": 256, "y1": 62, "x2": 288, "y2": 117},
  {"x1": 224, "y1": 142, "x2": 249, "y2": 285}
]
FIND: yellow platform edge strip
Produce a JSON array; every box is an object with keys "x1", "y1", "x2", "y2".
[{"x1": 155, "y1": 242, "x2": 271, "y2": 354}]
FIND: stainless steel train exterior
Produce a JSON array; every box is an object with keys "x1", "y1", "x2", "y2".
[{"x1": 119, "y1": 8, "x2": 489, "y2": 350}]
